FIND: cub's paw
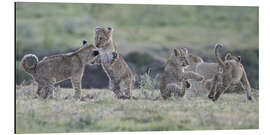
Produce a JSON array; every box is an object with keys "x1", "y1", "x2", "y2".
[
  {"x1": 184, "y1": 80, "x2": 191, "y2": 89},
  {"x1": 247, "y1": 95, "x2": 253, "y2": 101},
  {"x1": 208, "y1": 94, "x2": 214, "y2": 99}
]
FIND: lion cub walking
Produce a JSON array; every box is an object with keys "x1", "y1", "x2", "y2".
[
  {"x1": 159, "y1": 48, "x2": 204, "y2": 99},
  {"x1": 21, "y1": 41, "x2": 100, "y2": 99},
  {"x1": 94, "y1": 27, "x2": 135, "y2": 99},
  {"x1": 206, "y1": 44, "x2": 253, "y2": 101}
]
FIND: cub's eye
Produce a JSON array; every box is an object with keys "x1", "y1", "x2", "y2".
[{"x1": 99, "y1": 37, "x2": 104, "y2": 41}]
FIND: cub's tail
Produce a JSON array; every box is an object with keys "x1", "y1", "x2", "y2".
[{"x1": 21, "y1": 54, "x2": 39, "y2": 75}]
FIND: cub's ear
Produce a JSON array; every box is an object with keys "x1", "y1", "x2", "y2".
[
  {"x1": 225, "y1": 53, "x2": 232, "y2": 60},
  {"x1": 95, "y1": 27, "x2": 103, "y2": 33},
  {"x1": 173, "y1": 48, "x2": 179, "y2": 56},
  {"x1": 108, "y1": 27, "x2": 113, "y2": 31},
  {"x1": 178, "y1": 48, "x2": 184, "y2": 56},
  {"x1": 107, "y1": 27, "x2": 113, "y2": 35},
  {"x1": 82, "y1": 40, "x2": 87, "y2": 45},
  {"x1": 181, "y1": 48, "x2": 188, "y2": 54},
  {"x1": 237, "y1": 56, "x2": 241, "y2": 62}
]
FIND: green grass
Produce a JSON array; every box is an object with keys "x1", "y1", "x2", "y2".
[
  {"x1": 16, "y1": 3, "x2": 258, "y2": 58},
  {"x1": 16, "y1": 84, "x2": 259, "y2": 133},
  {"x1": 15, "y1": 4, "x2": 259, "y2": 133}
]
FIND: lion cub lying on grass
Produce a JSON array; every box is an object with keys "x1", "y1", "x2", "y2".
[
  {"x1": 21, "y1": 40, "x2": 100, "y2": 99},
  {"x1": 93, "y1": 27, "x2": 135, "y2": 99},
  {"x1": 158, "y1": 48, "x2": 204, "y2": 100}
]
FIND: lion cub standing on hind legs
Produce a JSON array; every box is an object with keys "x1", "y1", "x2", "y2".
[
  {"x1": 93, "y1": 27, "x2": 135, "y2": 99},
  {"x1": 21, "y1": 40, "x2": 100, "y2": 99},
  {"x1": 156, "y1": 48, "x2": 204, "y2": 100}
]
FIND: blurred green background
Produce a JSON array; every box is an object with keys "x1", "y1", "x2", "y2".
[{"x1": 15, "y1": 2, "x2": 258, "y2": 89}]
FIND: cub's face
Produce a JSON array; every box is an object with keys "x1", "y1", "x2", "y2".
[
  {"x1": 81, "y1": 40, "x2": 100, "y2": 64},
  {"x1": 94, "y1": 27, "x2": 113, "y2": 48},
  {"x1": 88, "y1": 46, "x2": 100, "y2": 65},
  {"x1": 223, "y1": 53, "x2": 243, "y2": 75},
  {"x1": 170, "y1": 48, "x2": 190, "y2": 67},
  {"x1": 179, "y1": 48, "x2": 204, "y2": 65},
  {"x1": 88, "y1": 48, "x2": 100, "y2": 65}
]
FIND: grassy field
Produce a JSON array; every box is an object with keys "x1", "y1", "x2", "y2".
[
  {"x1": 15, "y1": 3, "x2": 259, "y2": 133},
  {"x1": 16, "y1": 84, "x2": 259, "y2": 133},
  {"x1": 16, "y1": 3, "x2": 258, "y2": 57}
]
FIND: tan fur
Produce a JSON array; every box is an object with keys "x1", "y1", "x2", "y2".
[
  {"x1": 21, "y1": 41, "x2": 100, "y2": 99},
  {"x1": 182, "y1": 51, "x2": 219, "y2": 95},
  {"x1": 158, "y1": 48, "x2": 204, "y2": 100},
  {"x1": 183, "y1": 47, "x2": 252, "y2": 97},
  {"x1": 93, "y1": 27, "x2": 135, "y2": 99},
  {"x1": 206, "y1": 44, "x2": 253, "y2": 101},
  {"x1": 203, "y1": 70, "x2": 224, "y2": 98}
]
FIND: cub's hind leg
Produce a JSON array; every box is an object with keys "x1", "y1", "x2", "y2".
[
  {"x1": 175, "y1": 81, "x2": 190, "y2": 97},
  {"x1": 111, "y1": 81, "x2": 126, "y2": 99},
  {"x1": 41, "y1": 84, "x2": 55, "y2": 99},
  {"x1": 207, "y1": 75, "x2": 219, "y2": 99},
  {"x1": 240, "y1": 70, "x2": 253, "y2": 101},
  {"x1": 160, "y1": 83, "x2": 175, "y2": 99},
  {"x1": 155, "y1": 82, "x2": 183, "y2": 100},
  {"x1": 238, "y1": 82, "x2": 253, "y2": 101},
  {"x1": 120, "y1": 79, "x2": 133, "y2": 99},
  {"x1": 213, "y1": 85, "x2": 230, "y2": 102},
  {"x1": 208, "y1": 82, "x2": 217, "y2": 99},
  {"x1": 37, "y1": 84, "x2": 43, "y2": 97},
  {"x1": 165, "y1": 83, "x2": 184, "y2": 98}
]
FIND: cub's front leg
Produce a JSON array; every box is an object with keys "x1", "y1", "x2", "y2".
[
  {"x1": 71, "y1": 69, "x2": 83, "y2": 100},
  {"x1": 111, "y1": 81, "x2": 129, "y2": 99},
  {"x1": 182, "y1": 71, "x2": 204, "y2": 81}
]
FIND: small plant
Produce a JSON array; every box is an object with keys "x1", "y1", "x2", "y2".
[
  {"x1": 16, "y1": 81, "x2": 38, "y2": 100},
  {"x1": 139, "y1": 72, "x2": 159, "y2": 99},
  {"x1": 251, "y1": 89, "x2": 259, "y2": 100}
]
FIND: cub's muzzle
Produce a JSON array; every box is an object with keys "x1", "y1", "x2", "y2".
[{"x1": 93, "y1": 50, "x2": 99, "y2": 56}]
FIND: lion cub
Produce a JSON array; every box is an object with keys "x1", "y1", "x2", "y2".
[
  {"x1": 182, "y1": 47, "x2": 253, "y2": 98},
  {"x1": 206, "y1": 44, "x2": 253, "y2": 101},
  {"x1": 21, "y1": 40, "x2": 100, "y2": 99},
  {"x1": 159, "y1": 48, "x2": 204, "y2": 99},
  {"x1": 93, "y1": 27, "x2": 135, "y2": 99}
]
